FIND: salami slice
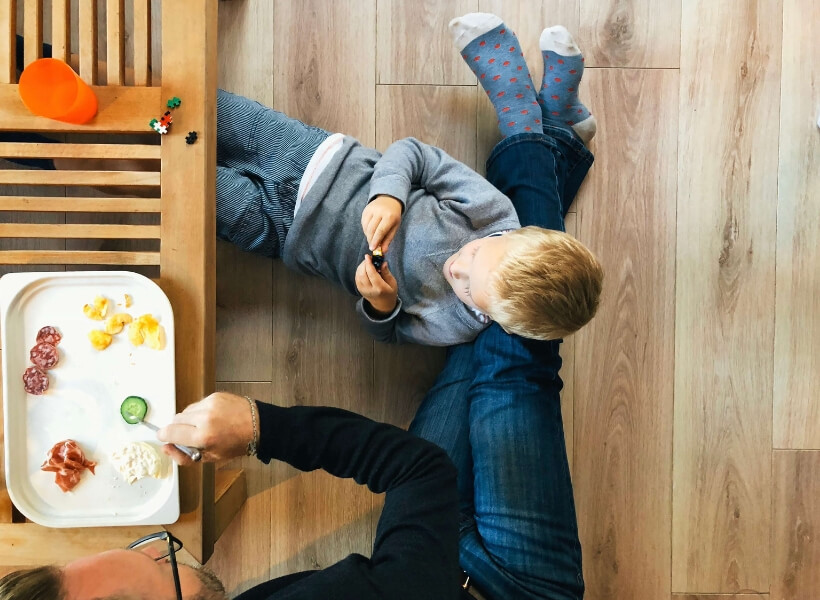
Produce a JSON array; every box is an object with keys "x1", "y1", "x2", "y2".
[
  {"x1": 22, "y1": 366, "x2": 49, "y2": 395},
  {"x1": 36, "y1": 326, "x2": 62, "y2": 346},
  {"x1": 29, "y1": 341, "x2": 59, "y2": 370},
  {"x1": 41, "y1": 440, "x2": 97, "y2": 493}
]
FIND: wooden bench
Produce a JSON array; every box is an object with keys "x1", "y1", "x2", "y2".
[{"x1": 0, "y1": 0, "x2": 244, "y2": 566}]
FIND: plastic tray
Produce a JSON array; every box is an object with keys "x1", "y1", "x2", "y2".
[{"x1": 0, "y1": 271, "x2": 179, "y2": 527}]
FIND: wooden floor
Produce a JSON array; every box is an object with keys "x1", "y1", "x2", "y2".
[{"x1": 2, "y1": 0, "x2": 819, "y2": 598}]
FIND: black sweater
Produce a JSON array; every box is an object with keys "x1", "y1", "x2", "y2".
[{"x1": 233, "y1": 402, "x2": 468, "y2": 600}]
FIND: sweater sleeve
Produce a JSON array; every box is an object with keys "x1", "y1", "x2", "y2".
[
  {"x1": 255, "y1": 402, "x2": 461, "y2": 600},
  {"x1": 369, "y1": 137, "x2": 503, "y2": 210}
]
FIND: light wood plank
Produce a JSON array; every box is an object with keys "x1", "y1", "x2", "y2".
[
  {"x1": 0, "y1": 196, "x2": 160, "y2": 212},
  {"x1": 273, "y1": 0, "x2": 377, "y2": 145},
  {"x1": 773, "y1": 0, "x2": 820, "y2": 450},
  {"x1": 377, "y1": 0, "x2": 477, "y2": 85},
  {"x1": 214, "y1": 240, "x2": 273, "y2": 382},
  {"x1": 213, "y1": 469, "x2": 246, "y2": 542},
  {"x1": 23, "y1": 0, "x2": 42, "y2": 68},
  {"x1": 78, "y1": 0, "x2": 98, "y2": 84},
  {"x1": 217, "y1": 0, "x2": 274, "y2": 106},
  {"x1": 772, "y1": 451, "x2": 820, "y2": 599},
  {"x1": 673, "y1": 0, "x2": 781, "y2": 592},
  {"x1": 0, "y1": 523, "x2": 157, "y2": 564},
  {"x1": 579, "y1": 0, "x2": 680, "y2": 68},
  {"x1": 0, "y1": 170, "x2": 160, "y2": 187},
  {"x1": 51, "y1": 0, "x2": 70, "y2": 63},
  {"x1": 214, "y1": 2, "x2": 275, "y2": 384},
  {"x1": 0, "y1": 85, "x2": 162, "y2": 133},
  {"x1": 0, "y1": 142, "x2": 160, "y2": 160},
  {"x1": 573, "y1": 68, "x2": 677, "y2": 600},
  {"x1": 0, "y1": 0, "x2": 15, "y2": 83},
  {"x1": 0, "y1": 223, "x2": 160, "y2": 239},
  {"x1": 476, "y1": 0, "x2": 581, "y2": 168},
  {"x1": 133, "y1": 0, "x2": 151, "y2": 86},
  {"x1": 208, "y1": 382, "x2": 276, "y2": 596},
  {"x1": 376, "y1": 84, "x2": 477, "y2": 169},
  {"x1": 158, "y1": 0, "x2": 219, "y2": 563},
  {"x1": 561, "y1": 212, "x2": 577, "y2": 469},
  {"x1": 106, "y1": 0, "x2": 125, "y2": 86},
  {"x1": 0, "y1": 250, "x2": 159, "y2": 265}
]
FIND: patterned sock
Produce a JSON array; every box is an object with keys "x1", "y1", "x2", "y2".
[
  {"x1": 449, "y1": 13, "x2": 541, "y2": 137},
  {"x1": 538, "y1": 26, "x2": 596, "y2": 144}
]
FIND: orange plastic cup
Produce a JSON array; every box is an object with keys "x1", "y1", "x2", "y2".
[{"x1": 18, "y1": 58, "x2": 98, "y2": 124}]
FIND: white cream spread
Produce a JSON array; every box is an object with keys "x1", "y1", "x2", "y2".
[{"x1": 110, "y1": 442, "x2": 163, "y2": 484}]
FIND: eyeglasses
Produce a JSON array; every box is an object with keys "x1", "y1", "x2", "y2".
[{"x1": 127, "y1": 531, "x2": 184, "y2": 600}]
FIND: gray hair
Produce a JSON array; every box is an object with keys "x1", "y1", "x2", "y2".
[{"x1": 0, "y1": 566, "x2": 64, "y2": 600}]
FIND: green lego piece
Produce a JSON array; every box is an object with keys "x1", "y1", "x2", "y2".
[{"x1": 167, "y1": 97, "x2": 182, "y2": 109}]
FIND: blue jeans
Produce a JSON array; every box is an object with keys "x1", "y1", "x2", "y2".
[{"x1": 409, "y1": 124, "x2": 593, "y2": 600}]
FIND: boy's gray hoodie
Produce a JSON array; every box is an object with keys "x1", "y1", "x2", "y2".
[{"x1": 282, "y1": 136, "x2": 520, "y2": 346}]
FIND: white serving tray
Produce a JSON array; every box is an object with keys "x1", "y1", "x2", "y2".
[{"x1": 0, "y1": 271, "x2": 179, "y2": 527}]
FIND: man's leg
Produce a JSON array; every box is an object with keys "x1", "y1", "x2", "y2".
[
  {"x1": 460, "y1": 326, "x2": 584, "y2": 600},
  {"x1": 446, "y1": 16, "x2": 594, "y2": 598},
  {"x1": 409, "y1": 343, "x2": 475, "y2": 519}
]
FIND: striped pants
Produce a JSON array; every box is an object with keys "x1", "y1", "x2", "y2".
[{"x1": 216, "y1": 89, "x2": 330, "y2": 257}]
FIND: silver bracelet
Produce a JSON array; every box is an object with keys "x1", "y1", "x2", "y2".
[{"x1": 244, "y1": 396, "x2": 259, "y2": 456}]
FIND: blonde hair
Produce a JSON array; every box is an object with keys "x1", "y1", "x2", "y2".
[{"x1": 487, "y1": 226, "x2": 603, "y2": 340}]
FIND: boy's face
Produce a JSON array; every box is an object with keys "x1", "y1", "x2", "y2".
[{"x1": 443, "y1": 235, "x2": 510, "y2": 313}]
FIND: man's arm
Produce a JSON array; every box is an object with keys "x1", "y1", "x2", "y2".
[{"x1": 159, "y1": 393, "x2": 461, "y2": 600}]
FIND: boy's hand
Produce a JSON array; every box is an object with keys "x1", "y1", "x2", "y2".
[
  {"x1": 355, "y1": 255, "x2": 398, "y2": 317},
  {"x1": 362, "y1": 195, "x2": 402, "y2": 253}
]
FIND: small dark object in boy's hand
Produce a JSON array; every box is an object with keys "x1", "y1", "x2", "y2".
[{"x1": 371, "y1": 247, "x2": 385, "y2": 272}]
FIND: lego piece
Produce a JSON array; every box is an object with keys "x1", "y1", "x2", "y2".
[
  {"x1": 185, "y1": 131, "x2": 198, "y2": 145},
  {"x1": 371, "y1": 247, "x2": 385, "y2": 272},
  {"x1": 167, "y1": 97, "x2": 182, "y2": 109}
]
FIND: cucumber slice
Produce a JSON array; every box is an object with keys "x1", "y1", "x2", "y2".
[{"x1": 120, "y1": 395, "x2": 148, "y2": 425}]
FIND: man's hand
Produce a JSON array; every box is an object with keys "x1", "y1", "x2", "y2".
[
  {"x1": 355, "y1": 254, "x2": 398, "y2": 317},
  {"x1": 362, "y1": 195, "x2": 402, "y2": 253},
  {"x1": 157, "y1": 392, "x2": 255, "y2": 465}
]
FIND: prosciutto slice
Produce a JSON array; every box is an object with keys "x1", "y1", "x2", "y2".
[{"x1": 40, "y1": 440, "x2": 97, "y2": 492}]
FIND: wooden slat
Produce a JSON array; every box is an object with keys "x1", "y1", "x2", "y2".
[
  {"x1": 0, "y1": 523, "x2": 157, "y2": 564},
  {"x1": 78, "y1": 0, "x2": 98, "y2": 84},
  {"x1": 0, "y1": 196, "x2": 160, "y2": 213},
  {"x1": 0, "y1": 0, "x2": 15, "y2": 83},
  {"x1": 51, "y1": 0, "x2": 70, "y2": 62},
  {"x1": 133, "y1": 0, "x2": 152, "y2": 86},
  {"x1": 377, "y1": 0, "x2": 475, "y2": 85},
  {"x1": 0, "y1": 85, "x2": 162, "y2": 133},
  {"x1": 574, "y1": 68, "x2": 678, "y2": 600},
  {"x1": 580, "y1": 0, "x2": 680, "y2": 68},
  {"x1": 673, "y1": 0, "x2": 781, "y2": 592},
  {"x1": 159, "y1": 0, "x2": 218, "y2": 564},
  {"x1": 23, "y1": 0, "x2": 42, "y2": 68},
  {"x1": 0, "y1": 170, "x2": 160, "y2": 187},
  {"x1": 672, "y1": 596, "x2": 769, "y2": 599},
  {"x1": 0, "y1": 223, "x2": 160, "y2": 239},
  {"x1": 0, "y1": 143, "x2": 160, "y2": 160},
  {"x1": 773, "y1": 0, "x2": 820, "y2": 450},
  {"x1": 772, "y1": 451, "x2": 820, "y2": 598},
  {"x1": 107, "y1": 0, "x2": 126, "y2": 85},
  {"x1": 0, "y1": 250, "x2": 159, "y2": 265}
]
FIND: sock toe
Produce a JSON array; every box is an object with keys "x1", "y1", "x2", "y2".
[
  {"x1": 449, "y1": 13, "x2": 504, "y2": 52},
  {"x1": 539, "y1": 25, "x2": 581, "y2": 56}
]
